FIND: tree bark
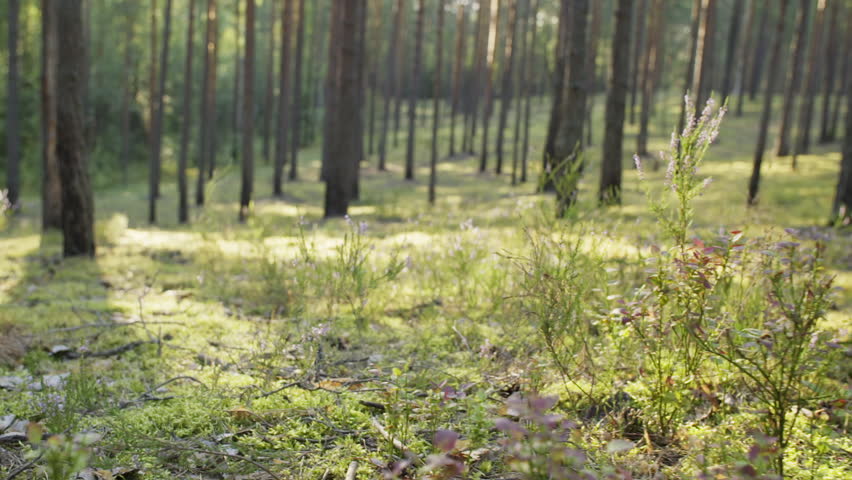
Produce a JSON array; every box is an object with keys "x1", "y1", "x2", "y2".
[
  {"x1": 520, "y1": 0, "x2": 540, "y2": 184},
  {"x1": 637, "y1": 0, "x2": 663, "y2": 158},
  {"x1": 449, "y1": 4, "x2": 467, "y2": 158},
  {"x1": 831, "y1": 67, "x2": 852, "y2": 223},
  {"x1": 694, "y1": 0, "x2": 717, "y2": 108},
  {"x1": 736, "y1": 0, "x2": 757, "y2": 116},
  {"x1": 290, "y1": 0, "x2": 306, "y2": 179},
  {"x1": 429, "y1": 0, "x2": 445, "y2": 204},
  {"x1": 465, "y1": 1, "x2": 491, "y2": 155},
  {"x1": 512, "y1": 0, "x2": 530, "y2": 185},
  {"x1": 178, "y1": 0, "x2": 196, "y2": 224},
  {"x1": 542, "y1": 0, "x2": 571, "y2": 192},
  {"x1": 42, "y1": 0, "x2": 62, "y2": 229},
  {"x1": 553, "y1": 0, "x2": 589, "y2": 215},
  {"x1": 149, "y1": 0, "x2": 159, "y2": 182},
  {"x1": 818, "y1": 0, "x2": 838, "y2": 143},
  {"x1": 57, "y1": 0, "x2": 96, "y2": 257},
  {"x1": 584, "y1": 0, "x2": 602, "y2": 146},
  {"x1": 748, "y1": 0, "x2": 790, "y2": 205},
  {"x1": 274, "y1": 0, "x2": 293, "y2": 196},
  {"x1": 149, "y1": 0, "x2": 173, "y2": 224},
  {"x1": 776, "y1": 0, "x2": 811, "y2": 157},
  {"x1": 196, "y1": 0, "x2": 217, "y2": 205},
  {"x1": 827, "y1": 6, "x2": 850, "y2": 140},
  {"x1": 629, "y1": 0, "x2": 648, "y2": 125},
  {"x1": 6, "y1": 0, "x2": 21, "y2": 210},
  {"x1": 678, "y1": 0, "x2": 702, "y2": 139},
  {"x1": 239, "y1": 0, "x2": 256, "y2": 222},
  {"x1": 496, "y1": 0, "x2": 520, "y2": 175},
  {"x1": 748, "y1": 0, "x2": 771, "y2": 99},
  {"x1": 721, "y1": 0, "x2": 745, "y2": 102},
  {"x1": 378, "y1": 0, "x2": 404, "y2": 171},
  {"x1": 793, "y1": 0, "x2": 826, "y2": 163},
  {"x1": 262, "y1": 1, "x2": 277, "y2": 165},
  {"x1": 600, "y1": 0, "x2": 633, "y2": 205},
  {"x1": 404, "y1": 0, "x2": 426, "y2": 180},
  {"x1": 478, "y1": 0, "x2": 503, "y2": 173}
]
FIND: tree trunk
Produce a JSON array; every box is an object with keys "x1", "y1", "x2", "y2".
[
  {"x1": 321, "y1": 0, "x2": 343, "y2": 182},
  {"x1": 736, "y1": 0, "x2": 757, "y2": 116},
  {"x1": 828, "y1": 7, "x2": 850, "y2": 140},
  {"x1": 466, "y1": 1, "x2": 491, "y2": 155},
  {"x1": 393, "y1": 2, "x2": 407, "y2": 149},
  {"x1": 404, "y1": 0, "x2": 425, "y2": 180},
  {"x1": 748, "y1": 0, "x2": 790, "y2": 205},
  {"x1": 378, "y1": 0, "x2": 404, "y2": 171},
  {"x1": 478, "y1": 0, "x2": 503, "y2": 173},
  {"x1": 6, "y1": 0, "x2": 21, "y2": 210},
  {"x1": 512, "y1": 0, "x2": 530, "y2": 185},
  {"x1": 239, "y1": 0, "x2": 256, "y2": 222},
  {"x1": 449, "y1": 4, "x2": 466, "y2": 158},
  {"x1": 830, "y1": 71, "x2": 852, "y2": 223},
  {"x1": 429, "y1": 0, "x2": 445, "y2": 204},
  {"x1": 149, "y1": 0, "x2": 159, "y2": 181},
  {"x1": 233, "y1": 2, "x2": 243, "y2": 166},
  {"x1": 57, "y1": 0, "x2": 96, "y2": 257},
  {"x1": 496, "y1": 0, "x2": 519, "y2": 175},
  {"x1": 542, "y1": 0, "x2": 570, "y2": 191},
  {"x1": 694, "y1": 0, "x2": 717, "y2": 108},
  {"x1": 290, "y1": 0, "x2": 306, "y2": 180},
  {"x1": 262, "y1": 1, "x2": 277, "y2": 165},
  {"x1": 42, "y1": 0, "x2": 62, "y2": 229},
  {"x1": 629, "y1": 0, "x2": 648, "y2": 125},
  {"x1": 721, "y1": 0, "x2": 745, "y2": 102},
  {"x1": 119, "y1": 1, "x2": 135, "y2": 187},
  {"x1": 274, "y1": 0, "x2": 293, "y2": 197},
  {"x1": 748, "y1": 0, "x2": 771, "y2": 99},
  {"x1": 553, "y1": 0, "x2": 589, "y2": 215},
  {"x1": 149, "y1": 0, "x2": 173, "y2": 224},
  {"x1": 178, "y1": 0, "x2": 196, "y2": 224},
  {"x1": 637, "y1": 0, "x2": 663, "y2": 158},
  {"x1": 196, "y1": 0, "x2": 217, "y2": 205},
  {"x1": 324, "y1": 0, "x2": 363, "y2": 217},
  {"x1": 600, "y1": 0, "x2": 633, "y2": 205},
  {"x1": 818, "y1": 0, "x2": 838, "y2": 143},
  {"x1": 352, "y1": 0, "x2": 368, "y2": 201},
  {"x1": 793, "y1": 0, "x2": 827, "y2": 162},
  {"x1": 520, "y1": 0, "x2": 540, "y2": 184},
  {"x1": 678, "y1": 0, "x2": 702, "y2": 140},
  {"x1": 776, "y1": 0, "x2": 811, "y2": 157},
  {"x1": 584, "y1": 0, "x2": 602, "y2": 146}
]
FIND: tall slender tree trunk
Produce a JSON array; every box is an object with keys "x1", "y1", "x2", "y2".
[
  {"x1": 321, "y1": 0, "x2": 343, "y2": 182},
  {"x1": 262, "y1": 2, "x2": 277, "y2": 165},
  {"x1": 541, "y1": 0, "x2": 570, "y2": 191},
  {"x1": 637, "y1": 0, "x2": 663, "y2": 157},
  {"x1": 496, "y1": 0, "x2": 520, "y2": 175},
  {"x1": 678, "y1": 0, "x2": 702, "y2": 139},
  {"x1": 512, "y1": 0, "x2": 530, "y2": 185},
  {"x1": 239, "y1": 0, "x2": 256, "y2": 222},
  {"x1": 818, "y1": 0, "x2": 838, "y2": 143},
  {"x1": 830, "y1": 71, "x2": 852, "y2": 223},
  {"x1": 748, "y1": 0, "x2": 790, "y2": 205},
  {"x1": 404, "y1": 0, "x2": 426, "y2": 180},
  {"x1": 378, "y1": 0, "x2": 404, "y2": 171},
  {"x1": 6, "y1": 0, "x2": 21, "y2": 210},
  {"x1": 736, "y1": 0, "x2": 757, "y2": 116},
  {"x1": 429, "y1": 0, "x2": 446, "y2": 204},
  {"x1": 196, "y1": 0, "x2": 217, "y2": 205},
  {"x1": 149, "y1": 0, "x2": 159, "y2": 179},
  {"x1": 233, "y1": 2, "x2": 243, "y2": 166},
  {"x1": 366, "y1": 0, "x2": 382, "y2": 158},
  {"x1": 827, "y1": 7, "x2": 850, "y2": 140},
  {"x1": 449, "y1": 4, "x2": 467, "y2": 157},
  {"x1": 694, "y1": 0, "x2": 717, "y2": 108},
  {"x1": 721, "y1": 0, "x2": 745, "y2": 102},
  {"x1": 42, "y1": 0, "x2": 62, "y2": 229},
  {"x1": 57, "y1": 0, "x2": 95, "y2": 257},
  {"x1": 324, "y1": 0, "x2": 363, "y2": 217},
  {"x1": 464, "y1": 3, "x2": 488, "y2": 154},
  {"x1": 119, "y1": 2, "x2": 135, "y2": 187},
  {"x1": 793, "y1": 0, "x2": 827, "y2": 163},
  {"x1": 776, "y1": 0, "x2": 811, "y2": 157},
  {"x1": 629, "y1": 0, "x2": 648, "y2": 125},
  {"x1": 352, "y1": 0, "x2": 368, "y2": 201},
  {"x1": 290, "y1": 0, "x2": 306, "y2": 180},
  {"x1": 600, "y1": 0, "x2": 633, "y2": 205},
  {"x1": 748, "y1": 0, "x2": 771, "y2": 99},
  {"x1": 393, "y1": 2, "x2": 407, "y2": 149},
  {"x1": 274, "y1": 0, "x2": 293, "y2": 196},
  {"x1": 178, "y1": 0, "x2": 196, "y2": 224},
  {"x1": 520, "y1": 0, "x2": 540, "y2": 184},
  {"x1": 553, "y1": 0, "x2": 589, "y2": 215},
  {"x1": 478, "y1": 0, "x2": 502, "y2": 173},
  {"x1": 149, "y1": 0, "x2": 173, "y2": 224},
  {"x1": 584, "y1": 0, "x2": 602, "y2": 146}
]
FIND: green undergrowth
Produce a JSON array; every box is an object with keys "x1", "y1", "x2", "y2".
[{"x1": 1, "y1": 96, "x2": 850, "y2": 479}]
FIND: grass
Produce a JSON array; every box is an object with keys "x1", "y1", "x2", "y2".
[{"x1": 1, "y1": 94, "x2": 850, "y2": 479}]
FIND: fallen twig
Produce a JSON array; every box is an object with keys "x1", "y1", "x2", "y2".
[
  {"x1": 5, "y1": 452, "x2": 42, "y2": 480},
  {"x1": 344, "y1": 461, "x2": 359, "y2": 480},
  {"x1": 370, "y1": 418, "x2": 423, "y2": 466},
  {"x1": 119, "y1": 376, "x2": 206, "y2": 408}
]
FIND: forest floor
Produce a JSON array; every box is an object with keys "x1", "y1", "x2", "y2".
[{"x1": 1, "y1": 97, "x2": 851, "y2": 479}]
